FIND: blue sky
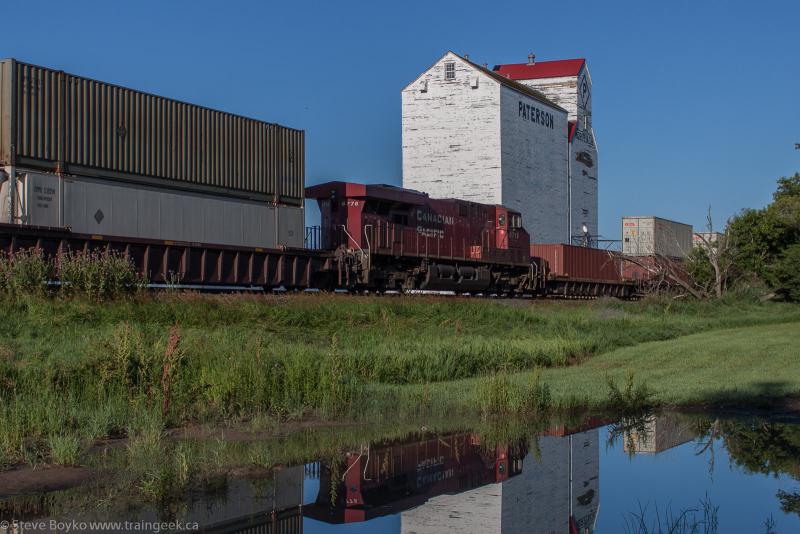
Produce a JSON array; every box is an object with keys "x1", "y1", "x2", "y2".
[{"x1": 4, "y1": 0, "x2": 798, "y2": 241}]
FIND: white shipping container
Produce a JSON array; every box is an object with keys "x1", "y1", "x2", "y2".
[
  {"x1": 0, "y1": 169, "x2": 304, "y2": 248},
  {"x1": 622, "y1": 216, "x2": 693, "y2": 258}
]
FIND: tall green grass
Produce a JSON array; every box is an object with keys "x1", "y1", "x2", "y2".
[
  {"x1": 0, "y1": 249, "x2": 144, "y2": 300},
  {"x1": 0, "y1": 291, "x2": 797, "y2": 468}
]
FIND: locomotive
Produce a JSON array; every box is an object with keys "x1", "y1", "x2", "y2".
[
  {"x1": 306, "y1": 181, "x2": 544, "y2": 294},
  {"x1": 306, "y1": 181, "x2": 635, "y2": 298}
]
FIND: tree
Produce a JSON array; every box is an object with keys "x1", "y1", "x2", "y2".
[
  {"x1": 690, "y1": 208, "x2": 733, "y2": 298},
  {"x1": 769, "y1": 244, "x2": 800, "y2": 301},
  {"x1": 703, "y1": 172, "x2": 800, "y2": 299}
]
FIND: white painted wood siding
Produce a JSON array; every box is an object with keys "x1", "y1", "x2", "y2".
[
  {"x1": 402, "y1": 53, "x2": 502, "y2": 205},
  {"x1": 520, "y1": 66, "x2": 598, "y2": 242},
  {"x1": 500, "y1": 85, "x2": 569, "y2": 243},
  {"x1": 402, "y1": 52, "x2": 571, "y2": 244}
]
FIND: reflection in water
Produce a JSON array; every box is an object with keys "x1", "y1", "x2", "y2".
[
  {"x1": 305, "y1": 421, "x2": 605, "y2": 533},
  {"x1": 3, "y1": 414, "x2": 800, "y2": 533},
  {"x1": 622, "y1": 415, "x2": 696, "y2": 455}
]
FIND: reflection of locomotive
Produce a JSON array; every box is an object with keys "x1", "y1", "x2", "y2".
[{"x1": 304, "y1": 432, "x2": 526, "y2": 524}]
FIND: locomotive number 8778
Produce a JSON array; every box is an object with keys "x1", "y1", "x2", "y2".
[{"x1": 305, "y1": 181, "x2": 546, "y2": 294}]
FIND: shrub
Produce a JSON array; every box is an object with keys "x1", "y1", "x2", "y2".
[
  {"x1": 607, "y1": 371, "x2": 655, "y2": 415},
  {"x1": 478, "y1": 369, "x2": 517, "y2": 417},
  {"x1": 521, "y1": 368, "x2": 551, "y2": 416},
  {"x1": 58, "y1": 250, "x2": 145, "y2": 300},
  {"x1": 0, "y1": 249, "x2": 51, "y2": 296},
  {"x1": 47, "y1": 433, "x2": 82, "y2": 466},
  {"x1": 768, "y1": 244, "x2": 800, "y2": 301}
]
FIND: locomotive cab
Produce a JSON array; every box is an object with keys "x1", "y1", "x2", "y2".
[{"x1": 495, "y1": 207, "x2": 524, "y2": 250}]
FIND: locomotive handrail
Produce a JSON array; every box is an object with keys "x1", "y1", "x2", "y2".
[
  {"x1": 340, "y1": 225, "x2": 366, "y2": 259},
  {"x1": 363, "y1": 224, "x2": 373, "y2": 271}
]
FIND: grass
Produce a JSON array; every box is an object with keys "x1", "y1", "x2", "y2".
[
  {"x1": 0, "y1": 289, "x2": 798, "y2": 469},
  {"x1": 370, "y1": 321, "x2": 800, "y2": 415}
]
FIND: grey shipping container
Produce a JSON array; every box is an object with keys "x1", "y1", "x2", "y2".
[
  {"x1": 0, "y1": 170, "x2": 304, "y2": 248},
  {"x1": 621, "y1": 216, "x2": 693, "y2": 258},
  {"x1": 0, "y1": 58, "x2": 304, "y2": 204}
]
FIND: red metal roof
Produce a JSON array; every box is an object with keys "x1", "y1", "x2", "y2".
[{"x1": 492, "y1": 59, "x2": 585, "y2": 80}]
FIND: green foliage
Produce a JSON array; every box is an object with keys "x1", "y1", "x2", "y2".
[
  {"x1": 686, "y1": 246, "x2": 716, "y2": 292},
  {"x1": 767, "y1": 244, "x2": 800, "y2": 301},
  {"x1": 0, "y1": 249, "x2": 51, "y2": 295},
  {"x1": 46, "y1": 433, "x2": 82, "y2": 466},
  {"x1": 0, "y1": 293, "x2": 797, "y2": 468},
  {"x1": 477, "y1": 368, "x2": 551, "y2": 418},
  {"x1": 727, "y1": 207, "x2": 792, "y2": 280},
  {"x1": 58, "y1": 250, "x2": 145, "y2": 300},
  {"x1": 722, "y1": 172, "x2": 800, "y2": 299},
  {"x1": 777, "y1": 490, "x2": 800, "y2": 517},
  {"x1": 720, "y1": 420, "x2": 800, "y2": 479},
  {"x1": 0, "y1": 249, "x2": 145, "y2": 300},
  {"x1": 606, "y1": 371, "x2": 654, "y2": 415},
  {"x1": 477, "y1": 369, "x2": 516, "y2": 416}
]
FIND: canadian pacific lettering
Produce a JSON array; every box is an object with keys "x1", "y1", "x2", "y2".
[{"x1": 416, "y1": 209, "x2": 454, "y2": 226}]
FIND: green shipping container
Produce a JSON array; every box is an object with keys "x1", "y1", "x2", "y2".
[{"x1": 0, "y1": 58, "x2": 304, "y2": 204}]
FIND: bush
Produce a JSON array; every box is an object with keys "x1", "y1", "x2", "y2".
[
  {"x1": 0, "y1": 249, "x2": 51, "y2": 296},
  {"x1": 58, "y1": 250, "x2": 145, "y2": 300},
  {"x1": 607, "y1": 371, "x2": 654, "y2": 415},
  {"x1": 768, "y1": 244, "x2": 800, "y2": 301}
]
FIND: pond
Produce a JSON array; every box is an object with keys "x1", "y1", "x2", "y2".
[{"x1": 1, "y1": 413, "x2": 798, "y2": 533}]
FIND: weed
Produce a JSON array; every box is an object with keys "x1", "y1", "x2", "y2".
[
  {"x1": 161, "y1": 324, "x2": 183, "y2": 418},
  {"x1": 47, "y1": 434, "x2": 82, "y2": 466},
  {"x1": 623, "y1": 495, "x2": 719, "y2": 534},
  {"x1": 58, "y1": 250, "x2": 145, "y2": 300},
  {"x1": 0, "y1": 249, "x2": 51, "y2": 296},
  {"x1": 478, "y1": 369, "x2": 517, "y2": 417},
  {"x1": 607, "y1": 370, "x2": 655, "y2": 415},
  {"x1": 521, "y1": 368, "x2": 551, "y2": 416}
]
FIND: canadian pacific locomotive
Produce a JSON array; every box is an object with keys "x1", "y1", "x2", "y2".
[
  {"x1": 306, "y1": 181, "x2": 634, "y2": 298},
  {"x1": 306, "y1": 181, "x2": 544, "y2": 294}
]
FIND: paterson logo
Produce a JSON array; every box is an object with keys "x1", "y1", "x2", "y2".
[{"x1": 518, "y1": 101, "x2": 555, "y2": 129}]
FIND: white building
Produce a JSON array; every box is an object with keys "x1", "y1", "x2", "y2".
[
  {"x1": 402, "y1": 51, "x2": 598, "y2": 244},
  {"x1": 494, "y1": 56, "x2": 598, "y2": 244},
  {"x1": 402, "y1": 52, "x2": 570, "y2": 244},
  {"x1": 400, "y1": 429, "x2": 600, "y2": 534}
]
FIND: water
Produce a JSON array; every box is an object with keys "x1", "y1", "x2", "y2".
[{"x1": 1, "y1": 413, "x2": 799, "y2": 533}]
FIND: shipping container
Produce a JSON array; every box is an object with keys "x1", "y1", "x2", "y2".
[
  {"x1": 0, "y1": 59, "x2": 304, "y2": 203},
  {"x1": 0, "y1": 170, "x2": 304, "y2": 248},
  {"x1": 530, "y1": 243, "x2": 621, "y2": 282},
  {"x1": 621, "y1": 216, "x2": 692, "y2": 258}
]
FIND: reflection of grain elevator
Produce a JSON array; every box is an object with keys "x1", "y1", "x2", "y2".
[
  {"x1": 402, "y1": 52, "x2": 597, "y2": 245},
  {"x1": 400, "y1": 428, "x2": 600, "y2": 533}
]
